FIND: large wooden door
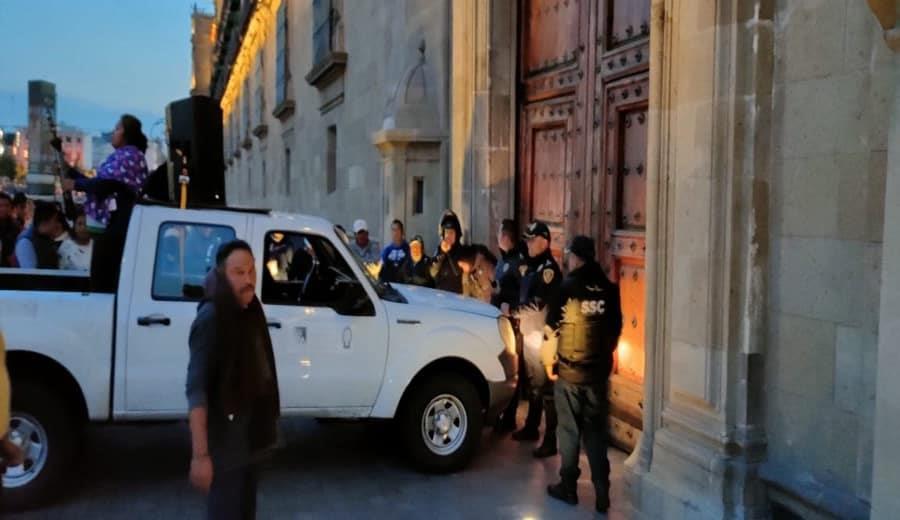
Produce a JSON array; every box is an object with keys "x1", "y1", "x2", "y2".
[
  {"x1": 518, "y1": 0, "x2": 650, "y2": 451},
  {"x1": 518, "y1": 0, "x2": 590, "y2": 259}
]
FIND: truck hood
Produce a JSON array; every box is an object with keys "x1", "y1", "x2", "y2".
[{"x1": 392, "y1": 284, "x2": 500, "y2": 319}]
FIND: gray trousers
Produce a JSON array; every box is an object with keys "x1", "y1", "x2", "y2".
[{"x1": 554, "y1": 379, "x2": 610, "y2": 495}]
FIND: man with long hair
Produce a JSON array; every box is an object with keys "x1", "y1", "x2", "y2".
[{"x1": 185, "y1": 240, "x2": 281, "y2": 519}]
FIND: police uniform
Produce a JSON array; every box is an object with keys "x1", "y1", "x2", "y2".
[
  {"x1": 542, "y1": 236, "x2": 622, "y2": 513},
  {"x1": 513, "y1": 222, "x2": 562, "y2": 457},
  {"x1": 493, "y1": 242, "x2": 526, "y2": 431},
  {"x1": 491, "y1": 244, "x2": 524, "y2": 310}
]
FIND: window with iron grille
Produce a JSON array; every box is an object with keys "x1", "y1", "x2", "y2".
[
  {"x1": 312, "y1": 0, "x2": 343, "y2": 65},
  {"x1": 326, "y1": 126, "x2": 337, "y2": 194},
  {"x1": 275, "y1": 1, "x2": 290, "y2": 107},
  {"x1": 255, "y1": 50, "x2": 265, "y2": 127},
  {"x1": 285, "y1": 147, "x2": 291, "y2": 194},
  {"x1": 242, "y1": 79, "x2": 251, "y2": 139}
]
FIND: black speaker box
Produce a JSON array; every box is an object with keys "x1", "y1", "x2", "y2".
[{"x1": 165, "y1": 96, "x2": 226, "y2": 206}]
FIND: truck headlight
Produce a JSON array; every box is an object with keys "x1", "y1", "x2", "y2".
[{"x1": 497, "y1": 316, "x2": 516, "y2": 355}]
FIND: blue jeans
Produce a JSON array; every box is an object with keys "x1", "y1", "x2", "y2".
[
  {"x1": 207, "y1": 465, "x2": 258, "y2": 520},
  {"x1": 554, "y1": 379, "x2": 610, "y2": 495}
]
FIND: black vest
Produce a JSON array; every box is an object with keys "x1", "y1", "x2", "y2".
[{"x1": 555, "y1": 262, "x2": 623, "y2": 384}]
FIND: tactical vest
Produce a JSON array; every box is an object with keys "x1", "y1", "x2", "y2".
[{"x1": 556, "y1": 263, "x2": 620, "y2": 384}]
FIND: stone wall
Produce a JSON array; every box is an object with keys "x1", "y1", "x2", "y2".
[
  {"x1": 765, "y1": 0, "x2": 895, "y2": 513},
  {"x1": 224, "y1": 0, "x2": 451, "y2": 247}
]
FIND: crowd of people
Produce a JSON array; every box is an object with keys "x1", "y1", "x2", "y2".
[
  {"x1": 189, "y1": 211, "x2": 624, "y2": 516},
  {"x1": 0, "y1": 114, "x2": 149, "y2": 287},
  {"x1": 0, "y1": 192, "x2": 93, "y2": 271},
  {"x1": 340, "y1": 211, "x2": 625, "y2": 514},
  {"x1": 345, "y1": 211, "x2": 500, "y2": 302}
]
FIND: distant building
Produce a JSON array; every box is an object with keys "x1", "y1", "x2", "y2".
[
  {"x1": 144, "y1": 138, "x2": 166, "y2": 171},
  {"x1": 91, "y1": 132, "x2": 114, "y2": 170},
  {"x1": 0, "y1": 128, "x2": 28, "y2": 176},
  {"x1": 190, "y1": 7, "x2": 215, "y2": 97},
  {"x1": 26, "y1": 80, "x2": 57, "y2": 195},
  {"x1": 57, "y1": 125, "x2": 92, "y2": 171}
]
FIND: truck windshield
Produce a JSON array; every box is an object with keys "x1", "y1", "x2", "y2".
[{"x1": 334, "y1": 226, "x2": 406, "y2": 303}]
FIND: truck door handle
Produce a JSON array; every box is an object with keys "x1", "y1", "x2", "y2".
[
  {"x1": 267, "y1": 320, "x2": 282, "y2": 329},
  {"x1": 137, "y1": 314, "x2": 171, "y2": 327}
]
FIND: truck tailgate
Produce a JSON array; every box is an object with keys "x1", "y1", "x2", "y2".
[{"x1": 0, "y1": 289, "x2": 115, "y2": 421}]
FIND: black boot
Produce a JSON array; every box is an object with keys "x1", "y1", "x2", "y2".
[
  {"x1": 596, "y1": 494, "x2": 610, "y2": 514},
  {"x1": 532, "y1": 435, "x2": 558, "y2": 458},
  {"x1": 512, "y1": 427, "x2": 540, "y2": 441},
  {"x1": 531, "y1": 442, "x2": 558, "y2": 459},
  {"x1": 595, "y1": 483, "x2": 610, "y2": 513},
  {"x1": 494, "y1": 415, "x2": 516, "y2": 433},
  {"x1": 547, "y1": 481, "x2": 578, "y2": 506}
]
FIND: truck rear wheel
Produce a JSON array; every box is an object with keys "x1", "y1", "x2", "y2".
[
  {"x1": 399, "y1": 373, "x2": 483, "y2": 473},
  {"x1": 3, "y1": 381, "x2": 81, "y2": 511}
]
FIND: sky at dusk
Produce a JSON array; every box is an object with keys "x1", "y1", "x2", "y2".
[{"x1": 0, "y1": 0, "x2": 214, "y2": 138}]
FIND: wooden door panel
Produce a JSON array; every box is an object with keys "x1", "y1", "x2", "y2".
[
  {"x1": 604, "y1": 0, "x2": 650, "y2": 50},
  {"x1": 598, "y1": 73, "x2": 649, "y2": 277},
  {"x1": 621, "y1": 108, "x2": 648, "y2": 230},
  {"x1": 519, "y1": 98, "x2": 576, "y2": 258},
  {"x1": 523, "y1": 0, "x2": 582, "y2": 79},
  {"x1": 594, "y1": 0, "x2": 650, "y2": 82},
  {"x1": 612, "y1": 237, "x2": 645, "y2": 383}
]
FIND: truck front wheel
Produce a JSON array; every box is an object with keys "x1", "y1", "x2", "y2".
[
  {"x1": 3, "y1": 381, "x2": 81, "y2": 511},
  {"x1": 399, "y1": 373, "x2": 483, "y2": 473}
]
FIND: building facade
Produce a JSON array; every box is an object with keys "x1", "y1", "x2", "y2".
[
  {"x1": 208, "y1": 1, "x2": 900, "y2": 518},
  {"x1": 0, "y1": 128, "x2": 28, "y2": 179},
  {"x1": 91, "y1": 132, "x2": 115, "y2": 170},
  {"x1": 191, "y1": 8, "x2": 216, "y2": 97},
  {"x1": 26, "y1": 80, "x2": 58, "y2": 195},
  {"x1": 57, "y1": 125, "x2": 92, "y2": 171},
  {"x1": 212, "y1": 0, "x2": 450, "y2": 246}
]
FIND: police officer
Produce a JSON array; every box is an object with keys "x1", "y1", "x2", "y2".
[
  {"x1": 542, "y1": 236, "x2": 622, "y2": 514},
  {"x1": 513, "y1": 221, "x2": 562, "y2": 459},
  {"x1": 429, "y1": 210, "x2": 464, "y2": 293},
  {"x1": 493, "y1": 219, "x2": 526, "y2": 432}
]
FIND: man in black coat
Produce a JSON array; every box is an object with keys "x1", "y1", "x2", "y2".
[
  {"x1": 429, "y1": 210, "x2": 464, "y2": 293},
  {"x1": 186, "y1": 240, "x2": 281, "y2": 519},
  {"x1": 542, "y1": 236, "x2": 622, "y2": 514}
]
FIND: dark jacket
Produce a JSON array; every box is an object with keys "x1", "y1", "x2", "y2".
[
  {"x1": 518, "y1": 248, "x2": 562, "y2": 312},
  {"x1": 491, "y1": 245, "x2": 524, "y2": 310},
  {"x1": 15, "y1": 227, "x2": 59, "y2": 269},
  {"x1": 0, "y1": 217, "x2": 20, "y2": 267},
  {"x1": 408, "y1": 256, "x2": 434, "y2": 287},
  {"x1": 430, "y1": 243, "x2": 463, "y2": 293},
  {"x1": 546, "y1": 261, "x2": 623, "y2": 384},
  {"x1": 186, "y1": 277, "x2": 281, "y2": 471}
]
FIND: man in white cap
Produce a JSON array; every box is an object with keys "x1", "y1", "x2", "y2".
[{"x1": 350, "y1": 218, "x2": 381, "y2": 264}]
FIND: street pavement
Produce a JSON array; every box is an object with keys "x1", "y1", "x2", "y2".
[{"x1": 9, "y1": 410, "x2": 628, "y2": 519}]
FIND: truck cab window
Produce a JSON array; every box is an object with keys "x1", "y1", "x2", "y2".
[
  {"x1": 152, "y1": 222, "x2": 236, "y2": 300},
  {"x1": 262, "y1": 231, "x2": 374, "y2": 316}
]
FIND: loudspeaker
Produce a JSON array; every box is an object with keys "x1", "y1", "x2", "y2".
[{"x1": 165, "y1": 96, "x2": 226, "y2": 206}]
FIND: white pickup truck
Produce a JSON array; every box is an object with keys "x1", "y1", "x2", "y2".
[{"x1": 0, "y1": 201, "x2": 517, "y2": 510}]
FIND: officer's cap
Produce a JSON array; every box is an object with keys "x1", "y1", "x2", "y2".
[{"x1": 523, "y1": 221, "x2": 551, "y2": 241}]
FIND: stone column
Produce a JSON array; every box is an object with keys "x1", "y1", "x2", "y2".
[
  {"x1": 870, "y1": 3, "x2": 900, "y2": 518},
  {"x1": 625, "y1": 1, "x2": 773, "y2": 517},
  {"x1": 450, "y1": 0, "x2": 517, "y2": 245}
]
